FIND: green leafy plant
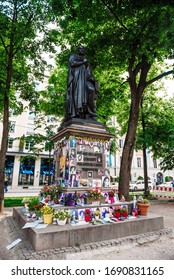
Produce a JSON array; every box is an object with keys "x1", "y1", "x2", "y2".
[
  {"x1": 137, "y1": 196, "x2": 149, "y2": 204},
  {"x1": 28, "y1": 197, "x2": 40, "y2": 211},
  {"x1": 54, "y1": 209, "x2": 71, "y2": 220}
]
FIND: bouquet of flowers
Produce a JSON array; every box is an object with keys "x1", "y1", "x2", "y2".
[
  {"x1": 86, "y1": 187, "x2": 104, "y2": 199},
  {"x1": 84, "y1": 208, "x2": 91, "y2": 216},
  {"x1": 54, "y1": 209, "x2": 71, "y2": 220},
  {"x1": 64, "y1": 192, "x2": 79, "y2": 204},
  {"x1": 40, "y1": 185, "x2": 54, "y2": 198},
  {"x1": 108, "y1": 190, "x2": 115, "y2": 197},
  {"x1": 40, "y1": 205, "x2": 54, "y2": 215},
  {"x1": 22, "y1": 197, "x2": 31, "y2": 205}
]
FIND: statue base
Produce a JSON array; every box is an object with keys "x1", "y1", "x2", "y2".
[{"x1": 52, "y1": 118, "x2": 114, "y2": 188}]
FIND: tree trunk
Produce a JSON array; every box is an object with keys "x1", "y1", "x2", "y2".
[
  {"x1": 0, "y1": 95, "x2": 9, "y2": 215},
  {"x1": 141, "y1": 110, "x2": 149, "y2": 195},
  {"x1": 119, "y1": 95, "x2": 141, "y2": 200},
  {"x1": 0, "y1": 35, "x2": 14, "y2": 215}
]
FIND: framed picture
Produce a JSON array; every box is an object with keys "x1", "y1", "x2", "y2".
[
  {"x1": 102, "y1": 176, "x2": 110, "y2": 188},
  {"x1": 87, "y1": 171, "x2": 93, "y2": 179},
  {"x1": 88, "y1": 179, "x2": 93, "y2": 187},
  {"x1": 94, "y1": 146, "x2": 100, "y2": 153},
  {"x1": 70, "y1": 137, "x2": 76, "y2": 148},
  {"x1": 70, "y1": 166, "x2": 76, "y2": 174},
  {"x1": 77, "y1": 154, "x2": 83, "y2": 162},
  {"x1": 104, "y1": 169, "x2": 110, "y2": 177},
  {"x1": 96, "y1": 155, "x2": 102, "y2": 164},
  {"x1": 70, "y1": 148, "x2": 76, "y2": 159},
  {"x1": 70, "y1": 158, "x2": 75, "y2": 166},
  {"x1": 98, "y1": 169, "x2": 104, "y2": 176},
  {"x1": 93, "y1": 179, "x2": 102, "y2": 188}
]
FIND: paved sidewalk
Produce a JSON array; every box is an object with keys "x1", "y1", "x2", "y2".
[
  {"x1": 4, "y1": 187, "x2": 41, "y2": 197},
  {"x1": 0, "y1": 200, "x2": 174, "y2": 260}
]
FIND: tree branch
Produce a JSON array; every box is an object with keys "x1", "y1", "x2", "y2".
[
  {"x1": 146, "y1": 69, "x2": 174, "y2": 87},
  {"x1": 0, "y1": 35, "x2": 9, "y2": 55},
  {"x1": 100, "y1": 0, "x2": 129, "y2": 31}
]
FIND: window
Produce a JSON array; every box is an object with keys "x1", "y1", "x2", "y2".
[
  {"x1": 119, "y1": 139, "x2": 124, "y2": 148},
  {"x1": 137, "y1": 157, "x2": 141, "y2": 168},
  {"x1": 153, "y1": 159, "x2": 157, "y2": 168},
  {"x1": 47, "y1": 115, "x2": 55, "y2": 123},
  {"x1": 8, "y1": 138, "x2": 14, "y2": 149},
  {"x1": 9, "y1": 121, "x2": 15, "y2": 133},
  {"x1": 28, "y1": 111, "x2": 36, "y2": 120},
  {"x1": 26, "y1": 123, "x2": 35, "y2": 135},
  {"x1": 25, "y1": 140, "x2": 34, "y2": 150}
]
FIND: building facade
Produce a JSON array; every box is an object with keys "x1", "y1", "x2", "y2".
[{"x1": 0, "y1": 99, "x2": 173, "y2": 189}]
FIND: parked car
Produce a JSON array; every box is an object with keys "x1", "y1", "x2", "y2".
[
  {"x1": 129, "y1": 180, "x2": 153, "y2": 191},
  {"x1": 158, "y1": 182, "x2": 173, "y2": 188}
]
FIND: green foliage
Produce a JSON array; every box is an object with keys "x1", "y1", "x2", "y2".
[
  {"x1": 4, "y1": 196, "x2": 36, "y2": 207},
  {"x1": 28, "y1": 197, "x2": 40, "y2": 211}
]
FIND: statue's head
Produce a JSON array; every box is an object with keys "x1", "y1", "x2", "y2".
[{"x1": 77, "y1": 45, "x2": 85, "y2": 55}]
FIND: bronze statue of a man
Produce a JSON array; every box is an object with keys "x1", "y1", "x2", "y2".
[{"x1": 65, "y1": 45, "x2": 98, "y2": 120}]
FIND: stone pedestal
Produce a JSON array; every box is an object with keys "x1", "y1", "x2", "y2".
[{"x1": 52, "y1": 118, "x2": 114, "y2": 189}]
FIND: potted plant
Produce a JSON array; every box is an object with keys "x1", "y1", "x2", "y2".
[
  {"x1": 27, "y1": 197, "x2": 40, "y2": 211},
  {"x1": 54, "y1": 209, "x2": 71, "y2": 225},
  {"x1": 137, "y1": 196, "x2": 150, "y2": 216},
  {"x1": 85, "y1": 187, "x2": 105, "y2": 204},
  {"x1": 22, "y1": 197, "x2": 31, "y2": 209},
  {"x1": 112, "y1": 206, "x2": 122, "y2": 219},
  {"x1": 33, "y1": 203, "x2": 43, "y2": 218},
  {"x1": 40, "y1": 205, "x2": 54, "y2": 224},
  {"x1": 64, "y1": 192, "x2": 79, "y2": 206},
  {"x1": 108, "y1": 190, "x2": 115, "y2": 203},
  {"x1": 121, "y1": 205, "x2": 128, "y2": 218},
  {"x1": 94, "y1": 208, "x2": 101, "y2": 220},
  {"x1": 51, "y1": 184, "x2": 63, "y2": 204},
  {"x1": 84, "y1": 208, "x2": 91, "y2": 222},
  {"x1": 40, "y1": 185, "x2": 54, "y2": 201}
]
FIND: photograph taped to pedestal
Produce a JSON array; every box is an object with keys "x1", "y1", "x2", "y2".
[
  {"x1": 88, "y1": 179, "x2": 93, "y2": 187},
  {"x1": 70, "y1": 137, "x2": 76, "y2": 148},
  {"x1": 104, "y1": 168, "x2": 110, "y2": 177},
  {"x1": 94, "y1": 146, "x2": 100, "y2": 153},
  {"x1": 70, "y1": 165, "x2": 76, "y2": 174},
  {"x1": 102, "y1": 176, "x2": 110, "y2": 187},
  {"x1": 93, "y1": 179, "x2": 102, "y2": 188},
  {"x1": 98, "y1": 169, "x2": 104, "y2": 176},
  {"x1": 70, "y1": 148, "x2": 76, "y2": 159},
  {"x1": 77, "y1": 154, "x2": 83, "y2": 162},
  {"x1": 87, "y1": 171, "x2": 93, "y2": 178},
  {"x1": 96, "y1": 154, "x2": 102, "y2": 163}
]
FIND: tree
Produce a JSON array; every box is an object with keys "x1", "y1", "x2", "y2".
[
  {"x1": 50, "y1": 0, "x2": 174, "y2": 200},
  {"x1": 0, "y1": 0, "x2": 55, "y2": 214}
]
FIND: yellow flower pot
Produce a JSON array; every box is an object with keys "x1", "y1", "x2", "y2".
[{"x1": 43, "y1": 214, "x2": 53, "y2": 224}]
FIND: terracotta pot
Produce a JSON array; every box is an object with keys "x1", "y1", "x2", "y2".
[{"x1": 137, "y1": 203, "x2": 150, "y2": 216}]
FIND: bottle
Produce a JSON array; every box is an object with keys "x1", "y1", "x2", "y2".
[{"x1": 133, "y1": 195, "x2": 137, "y2": 209}]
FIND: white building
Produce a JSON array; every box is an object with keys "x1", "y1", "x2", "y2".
[{"x1": 0, "y1": 95, "x2": 173, "y2": 189}]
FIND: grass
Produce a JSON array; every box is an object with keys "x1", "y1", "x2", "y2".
[{"x1": 4, "y1": 196, "x2": 36, "y2": 207}]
